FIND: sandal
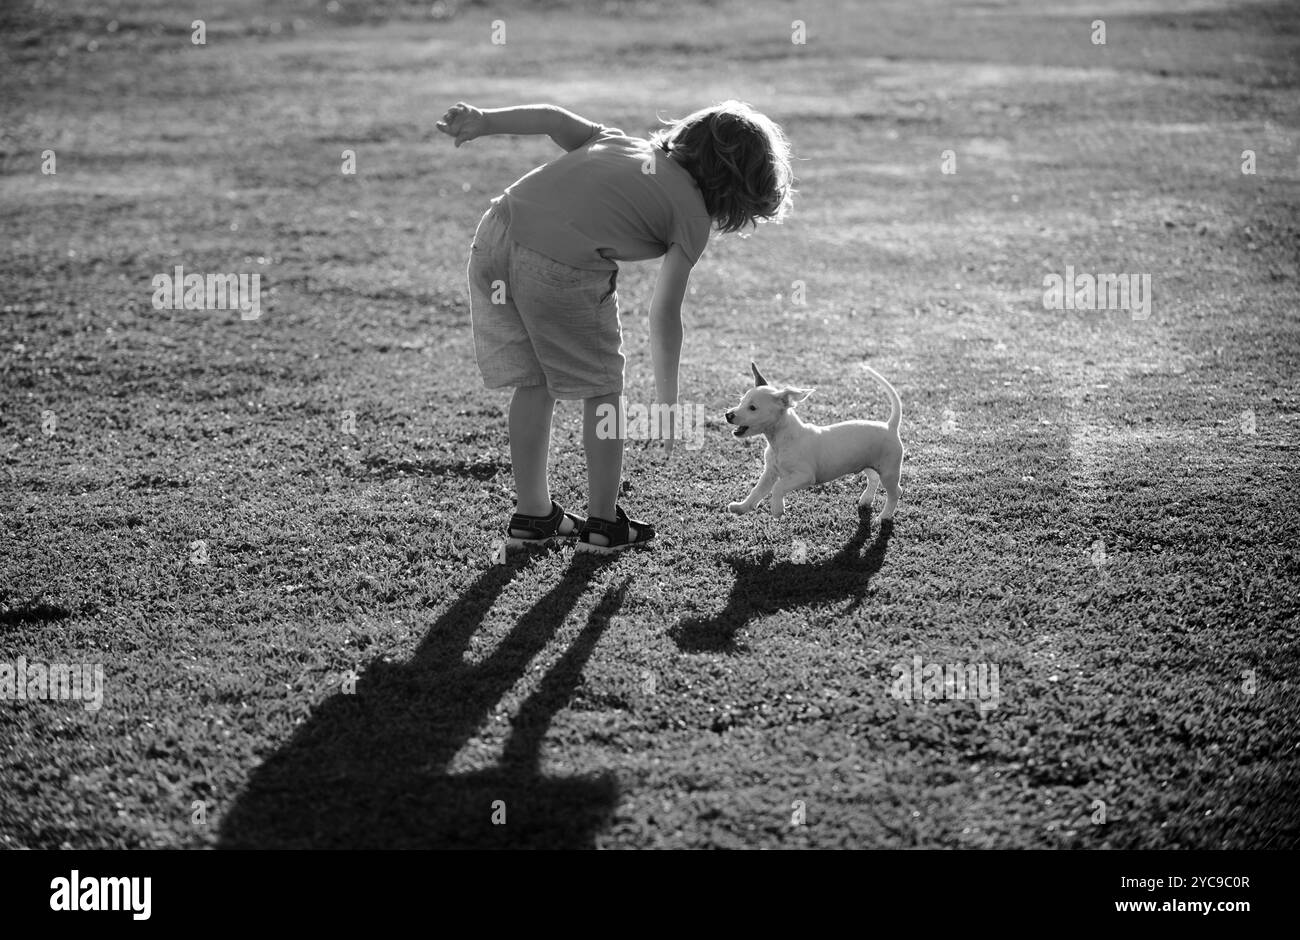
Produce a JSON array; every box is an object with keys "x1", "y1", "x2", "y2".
[
  {"x1": 576, "y1": 505, "x2": 656, "y2": 554},
  {"x1": 505, "y1": 501, "x2": 585, "y2": 549}
]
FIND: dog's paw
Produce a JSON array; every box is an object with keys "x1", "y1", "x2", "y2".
[{"x1": 727, "y1": 501, "x2": 749, "y2": 515}]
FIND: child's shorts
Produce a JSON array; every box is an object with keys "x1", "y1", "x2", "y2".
[{"x1": 466, "y1": 197, "x2": 623, "y2": 400}]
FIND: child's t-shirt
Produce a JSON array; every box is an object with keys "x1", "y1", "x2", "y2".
[{"x1": 502, "y1": 125, "x2": 713, "y2": 271}]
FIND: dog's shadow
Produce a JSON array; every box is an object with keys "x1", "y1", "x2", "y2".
[
  {"x1": 217, "y1": 554, "x2": 629, "y2": 848},
  {"x1": 671, "y1": 515, "x2": 893, "y2": 654}
]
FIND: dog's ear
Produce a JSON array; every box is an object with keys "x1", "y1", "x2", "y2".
[
  {"x1": 751, "y1": 362, "x2": 768, "y2": 388},
  {"x1": 779, "y1": 386, "x2": 813, "y2": 408}
]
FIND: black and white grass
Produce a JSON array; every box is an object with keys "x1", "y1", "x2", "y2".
[{"x1": 1, "y1": 0, "x2": 1297, "y2": 858}]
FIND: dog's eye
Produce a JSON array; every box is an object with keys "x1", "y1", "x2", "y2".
[{"x1": 748, "y1": 404, "x2": 756, "y2": 411}]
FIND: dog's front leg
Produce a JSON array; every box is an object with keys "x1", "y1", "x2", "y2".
[
  {"x1": 768, "y1": 471, "x2": 814, "y2": 519},
  {"x1": 729, "y1": 445, "x2": 778, "y2": 514}
]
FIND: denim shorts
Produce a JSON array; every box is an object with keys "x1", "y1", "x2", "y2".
[{"x1": 466, "y1": 197, "x2": 623, "y2": 399}]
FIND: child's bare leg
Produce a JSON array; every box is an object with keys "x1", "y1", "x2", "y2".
[
  {"x1": 583, "y1": 393, "x2": 622, "y2": 522},
  {"x1": 510, "y1": 385, "x2": 568, "y2": 532},
  {"x1": 583, "y1": 393, "x2": 641, "y2": 546}
]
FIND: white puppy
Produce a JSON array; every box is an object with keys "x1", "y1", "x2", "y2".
[{"x1": 725, "y1": 362, "x2": 903, "y2": 519}]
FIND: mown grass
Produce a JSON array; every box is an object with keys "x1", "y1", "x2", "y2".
[{"x1": 2, "y1": 0, "x2": 1298, "y2": 848}]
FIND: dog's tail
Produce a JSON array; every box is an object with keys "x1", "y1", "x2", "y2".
[{"x1": 864, "y1": 365, "x2": 902, "y2": 433}]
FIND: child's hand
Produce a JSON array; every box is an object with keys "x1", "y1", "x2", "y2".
[{"x1": 436, "y1": 102, "x2": 487, "y2": 148}]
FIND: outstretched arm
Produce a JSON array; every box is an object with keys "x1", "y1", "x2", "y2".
[
  {"x1": 648, "y1": 244, "x2": 694, "y2": 455},
  {"x1": 436, "y1": 102, "x2": 602, "y2": 151}
]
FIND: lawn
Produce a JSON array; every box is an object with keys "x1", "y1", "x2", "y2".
[{"x1": 1, "y1": 0, "x2": 1298, "y2": 849}]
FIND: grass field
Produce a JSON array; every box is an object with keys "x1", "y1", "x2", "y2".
[{"x1": 2, "y1": 0, "x2": 1298, "y2": 849}]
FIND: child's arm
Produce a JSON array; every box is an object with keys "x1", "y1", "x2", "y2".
[
  {"x1": 649, "y1": 244, "x2": 694, "y2": 455},
  {"x1": 436, "y1": 102, "x2": 601, "y2": 151}
]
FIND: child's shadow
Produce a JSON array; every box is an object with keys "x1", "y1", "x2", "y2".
[
  {"x1": 218, "y1": 555, "x2": 628, "y2": 848},
  {"x1": 671, "y1": 516, "x2": 893, "y2": 654}
]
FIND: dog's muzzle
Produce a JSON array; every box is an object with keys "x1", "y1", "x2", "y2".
[{"x1": 724, "y1": 410, "x2": 748, "y2": 437}]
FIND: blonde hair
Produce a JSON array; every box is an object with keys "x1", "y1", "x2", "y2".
[{"x1": 651, "y1": 100, "x2": 795, "y2": 233}]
